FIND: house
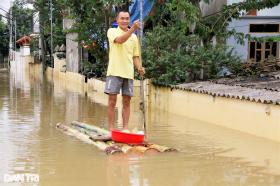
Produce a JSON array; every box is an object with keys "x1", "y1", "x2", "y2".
[
  {"x1": 16, "y1": 36, "x2": 31, "y2": 56},
  {"x1": 201, "y1": 0, "x2": 280, "y2": 63}
]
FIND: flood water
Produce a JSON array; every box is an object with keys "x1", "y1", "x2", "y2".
[{"x1": 0, "y1": 65, "x2": 280, "y2": 186}]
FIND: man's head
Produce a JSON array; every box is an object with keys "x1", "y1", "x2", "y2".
[{"x1": 116, "y1": 11, "x2": 130, "y2": 31}]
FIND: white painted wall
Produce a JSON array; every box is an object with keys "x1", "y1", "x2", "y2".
[
  {"x1": 227, "y1": 18, "x2": 280, "y2": 61},
  {"x1": 19, "y1": 46, "x2": 31, "y2": 56},
  {"x1": 23, "y1": 46, "x2": 30, "y2": 56}
]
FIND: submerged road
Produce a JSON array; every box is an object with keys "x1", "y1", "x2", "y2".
[{"x1": 0, "y1": 67, "x2": 280, "y2": 186}]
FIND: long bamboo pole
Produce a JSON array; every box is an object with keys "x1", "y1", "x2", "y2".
[
  {"x1": 138, "y1": 0, "x2": 147, "y2": 134},
  {"x1": 71, "y1": 121, "x2": 110, "y2": 135},
  {"x1": 56, "y1": 123, "x2": 109, "y2": 150}
]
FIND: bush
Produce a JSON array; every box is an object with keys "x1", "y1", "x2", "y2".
[
  {"x1": 142, "y1": 26, "x2": 242, "y2": 85},
  {"x1": 81, "y1": 60, "x2": 107, "y2": 79}
]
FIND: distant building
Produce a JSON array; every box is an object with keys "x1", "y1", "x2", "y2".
[
  {"x1": 16, "y1": 36, "x2": 31, "y2": 56},
  {"x1": 201, "y1": 0, "x2": 280, "y2": 62}
]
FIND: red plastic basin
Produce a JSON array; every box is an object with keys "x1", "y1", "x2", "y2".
[{"x1": 111, "y1": 130, "x2": 144, "y2": 144}]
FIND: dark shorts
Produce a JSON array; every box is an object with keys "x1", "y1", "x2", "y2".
[{"x1": 104, "y1": 76, "x2": 133, "y2": 97}]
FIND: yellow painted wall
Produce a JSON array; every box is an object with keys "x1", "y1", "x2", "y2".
[
  {"x1": 53, "y1": 56, "x2": 66, "y2": 75},
  {"x1": 46, "y1": 67, "x2": 86, "y2": 94},
  {"x1": 149, "y1": 85, "x2": 280, "y2": 142},
  {"x1": 28, "y1": 63, "x2": 43, "y2": 82},
  {"x1": 36, "y1": 61, "x2": 280, "y2": 142}
]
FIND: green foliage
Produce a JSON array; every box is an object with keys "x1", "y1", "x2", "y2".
[
  {"x1": 14, "y1": 0, "x2": 280, "y2": 84},
  {"x1": 61, "y1": 0, "x2": 129, "y2": 75},
  {"x1": 143, "y1": 25, "x2": 242, "y2": 84},
  {"x1": 250, "y1": 35, "x2": 280, "y2": 42},
  {"x1": 142, "y1": 0, "x2": 279, "y2": 85},
  {"x1": 11, "y1": 0, "x2": 34, "y2": 39},
  {"x1": 33, "y1": 0, "x2": 65, "y2": 47},
  {"x1": 81, "y1": 60, "x2": 106, "y2": 79},
  {"x1": 0, "y1": 17, "x2": 9, "y2": 56}
]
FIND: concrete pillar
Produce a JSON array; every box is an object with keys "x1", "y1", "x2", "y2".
[
  {"x1": 66, "y1": 33, "x2": 80, "y2": 72},
  {"x1": 63, "y1": 18, "x2": 80, "y2": 73},
  {"x1": 23, "y1": 45, "x2": 30, "y2": 56}
]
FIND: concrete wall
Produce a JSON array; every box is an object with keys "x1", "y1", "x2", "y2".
[
  {"x1": 46, "y1": 67, "x2": 85, "y2": 94},
  {"x1": 42, "y1": 63, "x2": 280, "y2": 142},
  {"x1": 10, "y1": 51, "x2": 43, "y2": 91},
  {"x1": 227, "y1": 17, "x2": 280, "y2": 61},
  {"x1": 66, "y1": 33, "x2": 80, "y2": 73},
  {"x1": 53, "y1": 54, "x2": 66, "y2": 74},
  {"x1": 45, "y1": 66, "x2": 149, "y2": 128},
  {"x1": 148, "y1": 85, "x2": 280, "y2": 143},
  {"x1": 200, "y1": 0, "x2": 226, "y2": 16},
  {"x1": 63, "y1": 18, "x2": 80, "y2": 73},
  {"x1": 43, "y1": 55, "x2": 280, "y2": 142}
]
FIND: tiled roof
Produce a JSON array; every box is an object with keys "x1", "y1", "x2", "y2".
[{"x1": 176, "y1": 72, "x2": 280, "y2": 105}]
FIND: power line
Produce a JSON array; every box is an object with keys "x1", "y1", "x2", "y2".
[
  {"x1": 0, "y1": 13, "x2": 10, "y2": 20},
  {"x1": 0, "y1": 7, "x2": 9, "y2": 14}
]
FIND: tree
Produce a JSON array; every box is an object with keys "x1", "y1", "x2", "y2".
[
  {"x1": 60, "y1": 0, "x2": 129, "y2": 77},
  {"x1": 14, "y1": 0, "x2": 280, "y2": 83},
  {"x1": 0, "y1": 16, "x2": 9, "y2": 57},
  {"x1": 142, "y1": 0, "x2": 280, "y2": 84},
  {"x1": 11, "y1": 0, "x2": 34, "y2": 41},
  {"x1": 31, "y1": 0, "x2": 65, "y2": 67}
]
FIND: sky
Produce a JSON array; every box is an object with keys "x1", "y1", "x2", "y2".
[
  {"x1": 0, "y1": 0, "x2": 11, "y2": 11},
  {"x1": 0, "y1": 0, "x2": 12, "y2": 19}
]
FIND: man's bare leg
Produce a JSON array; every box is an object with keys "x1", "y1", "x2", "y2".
[
  {"x1": 108, "y1": 94, "x2": 117, "y2": 130},
  {"x1": 122, "y1": 95, "x2": 131, "y2": 130}
]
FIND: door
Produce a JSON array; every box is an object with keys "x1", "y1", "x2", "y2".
[{"x1": 249, "y1": 41, "x2": 279, "y2": 62}]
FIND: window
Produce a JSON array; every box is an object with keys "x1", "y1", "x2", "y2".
[
  {"x1": 250, "y1": 24, "x2": 279, "y2": 33},
  {"x1": 249, "y1": 41, "x2": 278, "y2": 62}
]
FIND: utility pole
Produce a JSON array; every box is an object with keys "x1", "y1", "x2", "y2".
[
  {"x1": 14, "y1": 19, "x2": 16, "y2": 54},
  {"x1": 39, "y1": 11, "x2": 46, "y2": 71},
  {"x1": 9, "y1": 2, "x2": 13, "y2": 62},
  {"x1": 50, "y1": 0, "x2": 53, "y2": 68}
]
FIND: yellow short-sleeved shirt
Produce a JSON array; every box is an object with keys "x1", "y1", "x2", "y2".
[{"x1": 106, "y1": 27, "x2": 140, "y2": 79}]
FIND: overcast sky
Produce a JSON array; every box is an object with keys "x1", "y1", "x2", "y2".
[{"x1": 0, "y1": 0, "x2": 12, "y2": 17}]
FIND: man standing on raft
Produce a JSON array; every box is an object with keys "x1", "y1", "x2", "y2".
[{"x1": 104, "y1": 10, "x2": 145, "y2": 131}]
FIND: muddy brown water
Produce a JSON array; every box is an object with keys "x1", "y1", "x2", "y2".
[{"x1": 0, "y1": 69, "x2": 280, "y2": 186}]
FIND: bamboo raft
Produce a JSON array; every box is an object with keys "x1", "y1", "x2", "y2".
[{"x1": 56, "y1": 121, "x2": 177, "y2": 155}]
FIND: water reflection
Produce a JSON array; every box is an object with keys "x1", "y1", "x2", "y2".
[{"x1": 0, "y1": 61, "x2": 280, "y2": 185}]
